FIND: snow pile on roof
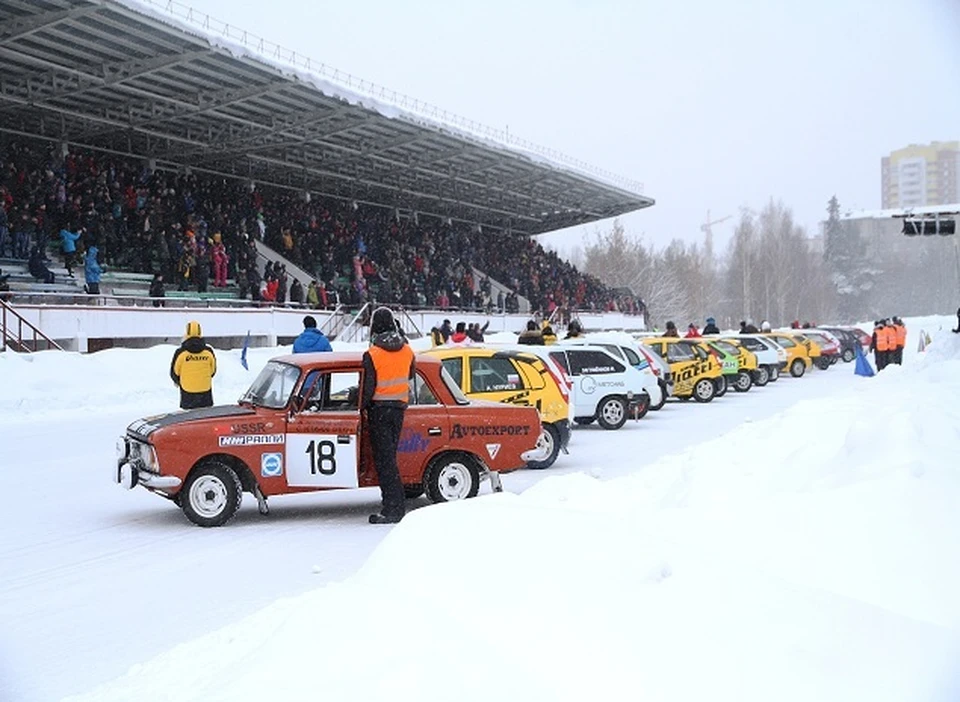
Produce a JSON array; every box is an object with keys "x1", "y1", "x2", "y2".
[
  {"x1": 112, "y1": 0, "x2": 644, "y2": 194},
  {"x1": 64, "y1": 322, "x2": 960, "y2": 701}
]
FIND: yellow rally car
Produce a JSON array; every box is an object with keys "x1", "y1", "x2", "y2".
[
  {"x1": 420, "y1": 346, "x2": 571, "y2": 470},
  {"x1": 763, "y1": 332, "x2": 812, "y2": 378},
  {"x1": 641, "y1": 338, "x2": 723, "y2": 402}
]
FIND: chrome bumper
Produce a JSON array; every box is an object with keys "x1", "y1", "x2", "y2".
[{"x1": 114, "y1": 460, "x2": 182, "y2": 491}]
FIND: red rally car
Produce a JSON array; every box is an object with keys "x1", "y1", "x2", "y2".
[{"x1": 114, "y1": 353, "x2": 544, "y2": 526}]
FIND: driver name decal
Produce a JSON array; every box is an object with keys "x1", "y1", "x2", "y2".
[
  {"x1": 450, "y1": 424, "x2": 532, "y2": 439},
  {"x1": 218, "y1": 434, "x2": 285, "y2": 447}
]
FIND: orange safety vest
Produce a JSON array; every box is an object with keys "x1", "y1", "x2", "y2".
[
  {"x1": 895, "y1": 324, "x2": 906, "y2": 347},
  {"x1": 877, "y1": 327, "x2": 893, "y2": 352},
  {"x1": 368, "y1": 344, "x2": 414, "y2": 403}
]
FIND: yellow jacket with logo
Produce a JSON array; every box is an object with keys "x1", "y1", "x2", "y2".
[{"x1": 170, "y1": 336, "x2": 217, "y2": 393}]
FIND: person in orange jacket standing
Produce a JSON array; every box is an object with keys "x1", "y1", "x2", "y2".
[
  {"x1": 892, "y1": 317, "x2": 907, "y2": 365},
  {"x1": 870, "y1": 320, "x2": 889, "y2": 371}
]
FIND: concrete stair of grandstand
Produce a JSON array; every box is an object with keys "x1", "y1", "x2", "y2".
[{"x1": 0, "y1": 256, "x2": 84, "y2": 294}]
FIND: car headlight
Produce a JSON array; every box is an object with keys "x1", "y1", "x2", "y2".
[
  {"x1": 129, "y1": 440, "x2": 160, "y2": 473},
  {"x1": 116, "y1": 436, "x2": 128, "y2": 461}
]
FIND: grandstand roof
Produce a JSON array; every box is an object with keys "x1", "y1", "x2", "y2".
[{"x1": 0, "y1": 0, "x2": 655, "y2": 235}]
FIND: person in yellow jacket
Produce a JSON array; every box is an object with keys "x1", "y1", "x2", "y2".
[
  {"x1": 361, "y1": 307, "x2": 415, "y2": 524},
  {"x1": 170, "y1": 320, "x2": 217, "y2": 409}
]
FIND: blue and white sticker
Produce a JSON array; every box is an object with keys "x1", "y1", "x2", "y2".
[{"x1": 261, "y1": 452, "x2": 283, "y2": 477}]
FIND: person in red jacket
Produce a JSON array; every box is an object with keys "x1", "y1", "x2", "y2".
[{"x1": 684, "y1": 323, "x2": 701, "y2": 338}]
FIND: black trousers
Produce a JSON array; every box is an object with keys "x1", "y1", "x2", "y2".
[
  {"x1": 875, "y1": 350, "x2": 888, "y2": 370},
  {"x1": 368, "y1": 403, "x2": 406, "y2": 518},
  {"x1": 180, "y1": 389, "x2": 213, "y2": 410}
]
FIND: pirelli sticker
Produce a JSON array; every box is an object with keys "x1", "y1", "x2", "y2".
[{"x1": 218, "y1": 434, "x2": 285, "y2": 447}]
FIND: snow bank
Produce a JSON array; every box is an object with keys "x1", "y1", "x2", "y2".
[{"x1": 63, "y1": 324, "x2": 960, "y2": 700}]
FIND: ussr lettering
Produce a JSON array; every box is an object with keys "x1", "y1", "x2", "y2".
[
  {"x1": 450, "y1": 424, "x2": 532, "y2": 439},
  {"x1": 231, "y1": 422, "x2": 268, "y2": 434}
]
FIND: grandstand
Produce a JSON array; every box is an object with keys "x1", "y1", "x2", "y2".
[
  {"x1": 0, "y1": 0, "x2": 654, "y2": 349},
  {"x1": 0, "y1": 0, "x2": 651, "y2": 234}
]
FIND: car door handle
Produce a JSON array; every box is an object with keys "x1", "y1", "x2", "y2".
[{"x1": 427, "y1": 427, "x2": 442, "y2": 436}]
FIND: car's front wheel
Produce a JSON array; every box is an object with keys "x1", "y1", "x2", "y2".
[
  {"x1": 526, "y1": 423, "x2": 561, "y2": 469},
  {"x1": 842, "y1": 348, "x2": 855, "y2": 363},
  {"x1": 815, "y1": 357, "x2": 831, "y2": 370},
  {"x1": 180, "y1": 460, "x2": 243, "y2": 527},
  {"x1": 713, "y1": 375, "x2": 728, "y2": 397},
  {"x1": 693, "y1": 378, "x2": 716, "y2": 403},
  {"x1": 751, "y1": 366, "x2": 770, "y2": 387},
  {"x1": 424, "y1": 454, "x2": 480, "y2": 503},
  {"x1": 733, "y1": 370, "x2": 753, "y2": 392},
  {"x1": 596, "y1": 396, "x2": 628, "y2": 430}
]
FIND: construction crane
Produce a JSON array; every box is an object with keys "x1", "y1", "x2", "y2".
[{"x1": 701, "y1": 210, "x2": 732, "y2": 259}]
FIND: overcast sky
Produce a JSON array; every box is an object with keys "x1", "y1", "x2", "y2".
[{"x1": 184, "y1": 0, "x2": 960, "y2": 258}]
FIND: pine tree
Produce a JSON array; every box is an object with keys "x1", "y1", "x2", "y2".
[{"x1": 823, "y1": 195, "x2": 874, "y2": 322}]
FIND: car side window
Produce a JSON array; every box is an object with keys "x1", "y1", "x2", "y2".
[
  {"x1": 440, "y1": 358, "x2": 464, "y2": 389},
  {"x1": 776, "y1": 336, "x2": 795, "y2": 348},
  {"x1": 548, "y1": 351, "x2": 569, "y2": 374},
  {"x1": 469, "y1": 356, "x2": 523, "y2": 393},
  {"x1": 666, "y1": 344, "x2": 694, "y2": 363},
  {"x1": 408, "y1": 373, "x2": 439, "y2": 405},
  {"x1": 302, "y1": 371, "x2": 360, "y2": 412},
  {"x1": 568, "y1": 350, "x2": 624, "y2": 375},
  {"x1": 622, "y1": 347, "x2": 643, "y2": 367},
  {"x1": 740, "y1": 338, "x2": 762, "y2": 351}
]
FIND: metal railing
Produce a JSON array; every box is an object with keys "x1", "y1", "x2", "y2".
[
  {"x1": 0, "y1": 298, "x2": 64, "y2": 352},
  {"x1": 132, "y1": 0, "x2": 645, "y2": 195}
]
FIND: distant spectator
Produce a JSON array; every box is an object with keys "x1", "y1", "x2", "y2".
[
  {"x1": 541, "y1": 323, "x2": 557, "y2": 345},
  {"x1": 306, "y1": 280, "x2": 320, "y2": 308},
  {"x1": 83, "y1": 245, "x2": 103, "y2": 295},
  {"x1": 466, "y1": 321, "x2": 490, "y2": 343},
  {"x1": 59, "y1": 227, "x2": 82, "y2": 278},
  {"x1": 28, "y1": 245, "x2": 54, "y2": 284},
  {"x1": 564, "y1": 319, "x2": 584, "y2": 339},
  {"x1": 761, "y1": 321, "x2": 772, "y2": 332},
  {"x1": 449, "y1": 322, "x2": 471, "y2": 346},
  {"x1": 518, "y1": 320, "x2": 544, "y2": 345},
  {"x1": 684, "y1": 323, "x2": 701, "y2": 338},
  {"x1": 290, "y1": 278, "x2": 304, "y2": 305},
  {"x1": 438, "y1": 319, "x2": 453, "y2": 342},
  {"x1": 293, "y1": 315, "x2": 333, "y2": 353},
  {"x1": 149, "y1": 273, "x2": 166, "y2": 307},
  {"x1": 430, "y1": 326, "x2": 444, "y2": 346},
  {"x1": 703, "y1": 317, "x2": 720, "y2": 335},
  {"x1": 742, "y1": 319, "x2": 759, "y2": 334},
  {"x1": 664, "y1": 321, "x2": 679, "y2": 338}
]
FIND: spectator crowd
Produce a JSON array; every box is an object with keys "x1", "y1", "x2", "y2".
[{"x1": 1, "y1": 139, "x2": 645, "y2": 317}]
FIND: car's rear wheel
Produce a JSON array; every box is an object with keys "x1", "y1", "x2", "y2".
[
  {"x1": 596, "y1": 396, "x2": 627, "y2": 430},
  {"x1": 769, "y1": 365, "x2": 780, "y2": 381},
  {"x1": 842, "y1": 348, "x2": 855, "y2": 363},
  {"x1": 815, "y1": 358, "x2": 831, "y2": 371},
  {"x1": 734, "y1": 371, "x2": 753, "y2": 392},
  {"x1": 631, "y1": 393, "x2": 650, "y2": 420},
  {"x1": 180, "y1": 460, "x2": 243, "y2": 527},
  {"x1": 403, "y1": 485, "x2": 425, "y2": 500},
  {"x1": 650, "y1": 381, "x2": 667, "y2": 411},
  {"x1": 693, "y1": 378, "x2": 716, "y2": 403},
  {"x1": 790, "y1": 359, "x2": 806, "y2": 378},
  {"x1": 751, "y1": 367, "x2": 770, "y2": 387},
  {"x1": 424, "y1": 454, "x2": 480, "y2": 503},
  {"x1": 526, "y1": 423, "x2": 561, "y2": 470}
]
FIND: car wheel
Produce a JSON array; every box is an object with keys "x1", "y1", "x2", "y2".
[
  {"x1": 842, "y1": 348, "x2": 854, "y2": 363},
  {"x1": 526, "y1": 423, "x2": 561, "y2": 470},
  {"x1": 713, "y1": 375, "x2": 728, "y2": 397},
  {"x1": 596, "y1": 396, "x2": 628, "y2": 430},
  {"x1": 790, "y1": 359, "x2": 806, "y2": 378},
  {"x1": 425, "y1": 454, "x2": 480, "y2": 503},
  {"x1": 815, "y1": 358, "x2": 831, "y2": 371},
  {"x1": 180, "y1": 460, "x2": 243, "y2": 527},
  {"x1": 574, "y1": 417, "x2": 595, "y2": 426},
  {"x1": 769, "y1": 365, "x2": 780, "y2": 381},
  {"x1": 751, "y1": 367, "x2": 770, "y2": 387},
  {"x1": 403, "y1": 485, "x2": 425, "y2": 500},
  {"x1": 631, "y1": 393, "x2": 650, "y2": 420},
  {"x1": 693, "y1": 378, "x2": 716, "y2": 403},
  {"x1": 734, "y1": 370, "x2": 753, "y2": 392}
]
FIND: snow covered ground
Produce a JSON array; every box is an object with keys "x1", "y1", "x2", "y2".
[{"x1": 1, "y1": 317, "x2": 958, "y2": 701}]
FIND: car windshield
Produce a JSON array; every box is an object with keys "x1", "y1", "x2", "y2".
[{"x1": 239, "y1": 361, "x2": 302, "y2": 409}]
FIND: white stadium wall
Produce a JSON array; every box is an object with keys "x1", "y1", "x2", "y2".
[{"x1": 7, "y1": 304, "x2": 646, "y2": 352}]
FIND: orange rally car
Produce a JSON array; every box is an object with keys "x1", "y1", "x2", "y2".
[{"x1": 114, "y1": 353, "x2": 543, "y2": 526}]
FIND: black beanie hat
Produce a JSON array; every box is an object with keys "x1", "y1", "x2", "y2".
[
  {"x1": 371, "y1": 307, "x2": 395, "y2": 334},
  {"x1": 303, "y1": 315, "x2": 317, "y2": 329}
]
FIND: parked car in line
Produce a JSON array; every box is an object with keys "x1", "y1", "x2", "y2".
[
  {"x1": 700, "y1": 337, "x2": 757, "y2": 392},
  {"x1": 640, "y1": 337, "x2": 724, "y2": 402},
  {"x1": 420, "y1": 346, "x2": 571, "y2": 469},
  {"x1": 763, "y1": 332, "x2": 812, "y2": 377},
  {"x1": 635, "y1": 343, "x2": 674, "y2": 410},
  {"x1": 113, "y1": 353, "x2": 543, "y2": 526},
  {"x1": 818, "y1": 327, "x2": 859, "y2": 362},
  {"x1": 724, "y1": 334, "x2": 784, "y2": 385},
  {"x1": 556, "y1": 334, "x2": 664, "y2": 410},
  {"x1": 799, "y1": 330, "x2": 842, "y2": 369}
]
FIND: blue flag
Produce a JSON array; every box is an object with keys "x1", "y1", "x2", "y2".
[
  {"x1": 854, "y1": 344, "x2": 874, "y2": 377},
  {"x1": 240, "y1": 331, "x2": 251, "y2": 371}
]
